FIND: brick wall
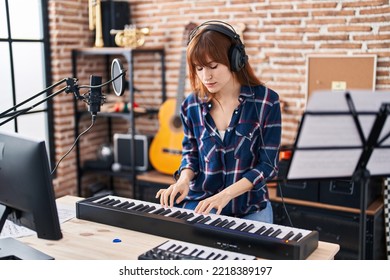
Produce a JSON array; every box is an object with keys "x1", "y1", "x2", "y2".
[{"x1": 48, "y1": 0, "x2": 390, "y2": 197}]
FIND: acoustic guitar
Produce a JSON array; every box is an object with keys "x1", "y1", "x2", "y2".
[{"x1": 149, "y1": 23, "x2": 197, "y2": 175}]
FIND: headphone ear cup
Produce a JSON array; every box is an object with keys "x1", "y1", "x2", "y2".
[{"x1": 229, "y1": 45, "x2": 246, "y2": 72}]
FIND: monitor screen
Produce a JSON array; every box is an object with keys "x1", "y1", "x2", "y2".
[{"x1": 0, "y1": 131, "x2": 62, "y2": 259}]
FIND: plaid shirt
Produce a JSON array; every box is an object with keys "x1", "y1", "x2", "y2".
[{"x1": 176, "y1": 84, "x2": 281, "y2": 217}]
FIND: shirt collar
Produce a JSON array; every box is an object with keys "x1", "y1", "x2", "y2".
[{"x1": 200, "y1": 86, "x2": 254, "y2": 112}]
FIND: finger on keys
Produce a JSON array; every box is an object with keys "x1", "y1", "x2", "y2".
[
  {"x1": 161, "y1": 189, "x2": 171, "y2": 208},
  {"x1": 195, "y1": 201, "x2": 205, "y2": 214},
  {"x1": 175, "y1": 192, "x2": 186, "y2": 205},
  {"x1": 169, "y1": 189, "x2": 178, "y2": 208},
  {"x1": 204, "y1": 204, "x2": 215, "y2": 215},
  {"x1": 155, "y1": 189, "x2": 163, "y2": 199}
]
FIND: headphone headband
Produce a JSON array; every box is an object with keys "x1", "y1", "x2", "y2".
[{"x1": 188, "y1": 20, "x2": 241, "y2": 44}]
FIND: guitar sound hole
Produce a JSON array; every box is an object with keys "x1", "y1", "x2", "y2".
[{"x1": 172, "y1": 116, "x2": 182, "y2": 129}]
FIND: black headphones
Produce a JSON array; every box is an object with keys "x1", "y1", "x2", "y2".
[{"x1": 188, "y1": 20, "x2": 248, "y2": 72}]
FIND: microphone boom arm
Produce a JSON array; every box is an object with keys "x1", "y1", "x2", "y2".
[
  {"x1": 0, "y1": 77, "x2": 83, "y2": 127},
  {"x1": 1, "y1": 58, "x2": 126, "y2": 127}
]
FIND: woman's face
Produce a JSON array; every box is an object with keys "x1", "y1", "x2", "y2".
[{"x1": 195, "y1": 58, "x2": 234, "y2": 95}]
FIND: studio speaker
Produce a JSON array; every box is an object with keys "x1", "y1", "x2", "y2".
[
  {"x1": 113, "y1": 134, "x2": 153, "y2": 172},
  {"x1": 101, "y1": 0, "x2": 131, "y2": 47}
]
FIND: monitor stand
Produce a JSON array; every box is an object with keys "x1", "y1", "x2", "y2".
[{"x1": 0, "y1": 237, "x2": 54, "y2": 260}]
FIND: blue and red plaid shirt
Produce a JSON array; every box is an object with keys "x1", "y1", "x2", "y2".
[{"x1": 175, "y1": 84, "x2": 282, "y2": 217}]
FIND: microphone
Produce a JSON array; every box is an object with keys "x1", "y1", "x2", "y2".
[
  {"x1": 88, "y1": 75, "x2": 104, "y2": 119},
  {"x1": 82, "y1": 58, "x2": 126, "y2": 120}
]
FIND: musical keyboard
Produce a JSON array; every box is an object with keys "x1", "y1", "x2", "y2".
[
  {"x1": 76, "y1": 194, "x2": 319, "y2": 260},
  {"x1": 138, "y1": 240, "x2": 257, "y2": 260}
]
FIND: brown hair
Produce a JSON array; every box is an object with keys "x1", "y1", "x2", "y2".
[{"x1": 186, "y1": 27, "x2": 262, "y2": 100}]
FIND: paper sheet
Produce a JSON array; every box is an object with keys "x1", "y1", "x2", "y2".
[{"x1": 288, "y1": 90, "x2": 390, "y2": 180}]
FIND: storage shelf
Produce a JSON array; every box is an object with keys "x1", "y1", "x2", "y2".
[{"x1": 72, "y1": 47, "x2": 166, "y2": 197}]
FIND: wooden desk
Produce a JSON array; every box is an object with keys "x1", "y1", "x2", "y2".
[{"x1": 18, "y1": 195, "x2": 339, "y2": 260}]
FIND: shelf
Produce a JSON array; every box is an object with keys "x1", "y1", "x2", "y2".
[
  {"x1": 73, "y1": 46, "x2": 165, "y2": 56},
  {"x1": 77, "y1": 109, "x2": 158, "y2": 120},
  {"x1": 268, "y1": 184, "x2": 383, "y2": 215},
  {"x1": 72, "y1": 47, "x2": 166, "y2": 197}
]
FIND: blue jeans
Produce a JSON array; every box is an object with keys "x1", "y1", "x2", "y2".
[{"x1": 178, "y1": 200, "x2": 273, "y2": 224}]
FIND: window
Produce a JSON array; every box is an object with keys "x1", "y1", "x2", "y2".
[{"x1": 0, "y1": 0, "x2": 54, "y2": 165}]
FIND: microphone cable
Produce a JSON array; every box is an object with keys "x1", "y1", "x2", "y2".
[{"x1": 50, "y1": 117, "x2": 96, "y2": 175}]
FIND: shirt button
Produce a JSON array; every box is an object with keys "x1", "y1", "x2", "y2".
[{"x1": 235, "y1": 111, "x2": 238, "y2": 114}]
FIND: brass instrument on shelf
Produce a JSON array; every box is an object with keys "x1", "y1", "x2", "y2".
[
  {"x1": 88, "y1": 0, "x2": 104, "y2": 47},
  {"x1": 110, "y1": 24, "x2": 150, "y2": 48}
]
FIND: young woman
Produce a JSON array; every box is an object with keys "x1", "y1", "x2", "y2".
[{"x1": 156, "y1": 20, "x2": 281, "y2": 223}]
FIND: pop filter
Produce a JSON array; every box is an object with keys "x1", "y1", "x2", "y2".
[{"x1": 111, "y1": 58, "x2": 126, "y2": 96}]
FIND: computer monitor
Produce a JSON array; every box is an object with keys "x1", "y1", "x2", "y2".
[{"x1": 0, "y1": 131, "x2": 62, "y2": 259}]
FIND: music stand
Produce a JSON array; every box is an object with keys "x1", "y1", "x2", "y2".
[{"x1": 286, "y1": 90, "x2": 390, "y2": 260}]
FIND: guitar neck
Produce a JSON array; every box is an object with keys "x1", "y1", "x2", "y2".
[
  {"x1": 174, "y1": 22, "x2": 197, "y2": 117},
  {"x1": 175, "y1": 48, "x2": 187, "y2": 116}
]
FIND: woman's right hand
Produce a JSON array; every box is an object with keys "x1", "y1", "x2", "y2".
[
  {"x1": 156, "y1": 168, "x2": 194, "y2": 207},
  {"x1": 155, "y1": 180, "x2": 190, "y2": 208}
]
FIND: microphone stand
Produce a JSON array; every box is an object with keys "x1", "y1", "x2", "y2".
[{"x1": 0, "y1": 77, "x2": 83, "y2": 127}]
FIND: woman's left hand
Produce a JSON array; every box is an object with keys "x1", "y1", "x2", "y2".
[
  {"x1": 194, "y1": 191, "x2": 232, "y2": 215},
  {"x1": 195, "y1": 178, "x2": 254, "y2": 215}
]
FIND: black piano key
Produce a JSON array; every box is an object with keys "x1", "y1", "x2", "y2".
[
  {"x1": 182, "y1": 213, "x2": 194, "y2": 220},
  {"x1": 152, "y1": 208, "x2": 166, "y2": 215},
  {"x1": 189, "y1": 248, "x2": 198, "y2": 256},
  {"x1": 138, "y1": 205, "x2": 151, "y2": 212},
  {"x1": 114, "y1": 201, "x2": 128, "y2": 208},
  {"x1": 234, "y1": 222, "x2": 248, "y2": 231},
  {"x1": 262, "y1": 227, "x2": 274, "y2": 236},
  {"x1": 292, "y1": 232, "x2": 303, "y2": 242},
  {"x1": 206, "y1": 252, "x2": 215, "y2": 259},
  {"x1": 242, "y1": 224, "x2": 255, "y2": 232},
  {"x1": 254, "y1": 226, "x2": 266, "y2": 234},
  {"x1": 159, "y1": 209, "x2": 172, "y2": 216},
  {"x1": 130, "y1": 204, "x2": 145, "y2": 211},
  {"x1": 213, "y1": 253, "x2": 222, "y2": 260},
  {"x1": 270, "y1": 228, "x2": 282, "y2": 238},
  {"x1": 104, "y1": 199, "x2": 121, "y2": 206},
  {"x1": 96, "y1": 197, "x2": 111, "y2": 204},
  {"x1": 223, "y1": 220, "x2": 236, "y2": 229},
  {"x1": 167, "y1": 244, "x2": 176, "y2": 251},
  {"x1": 215, "y1": 219, "x2": 229, "y2": 227},
  {"x1": 125, "y1": 202, "x2": 135, "y2": 209},
  {"x1": 221, "y1": 255, "x2": 228, "y2": 260},
  {"x1": 176, "y1": 212, "x2": 190, "y2": 219},
  {"x1": 190, "y1": 215, "x2": 205, "y2": 223},
  {"x1": 109, "y1": 199, "x2": 122, "y2": 206},
  {"x1": 173, "y1": 245, "x2": 182, "y2": 252},
  {"x1": 196, "y1": 250, "x2": 205, "y2": 257},
  {"x1": 144, "y1": 206, "x2": 156, "y2": 213},
  {"x1": 282, "y1": 231, "x2": 295, "y2": 240},
  {"x1": 198, "y1": 216, "x2": 212, "y2": 224},
  {"x1": 179, "y1": 246, "x2": 188, "y2": 254},
  {"x1": 209, "y1": 218, "x2": 222, "y2": 226},
  {"x1": 169, "y1": 211, "x2": 182, "y2": 218}
]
